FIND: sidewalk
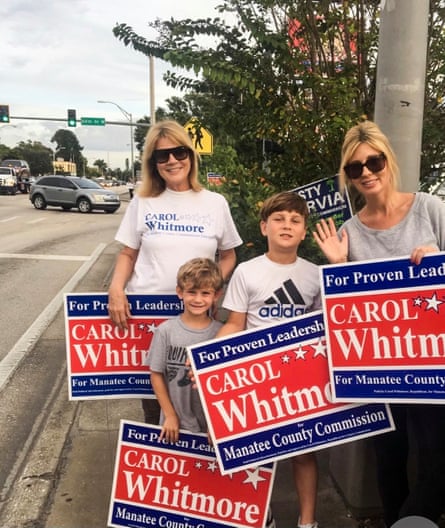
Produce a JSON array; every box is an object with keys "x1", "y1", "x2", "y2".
[{"x1": 42, "y1": 396, "x2": 363, "y2": 528}]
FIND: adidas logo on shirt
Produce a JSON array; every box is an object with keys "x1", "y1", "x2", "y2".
[{"x1": 259, "y1": 279, "x2": 307, "y2": 318}]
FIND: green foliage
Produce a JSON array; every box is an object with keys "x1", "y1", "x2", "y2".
[
  {"x1": 113, "y1": 0, "x2": 445, "y2": 247},
  {"x1": 51, "y1": 129, "x2": 84, "y2": 175},
  {"x1": 1, "y1": 140, "x2": 53, "y2": 176}
]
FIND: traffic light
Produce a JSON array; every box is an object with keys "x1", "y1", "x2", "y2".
[
  {"x1": 67, "y1": 108, "x2": 77, "y2": 127},
  {"x1": 0, "y1": 105, "x2": 10, "y2": 123}
]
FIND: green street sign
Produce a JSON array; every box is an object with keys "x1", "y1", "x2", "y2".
[{"x1": 81, "y1": 117, "x2": 105, "y2": 126}]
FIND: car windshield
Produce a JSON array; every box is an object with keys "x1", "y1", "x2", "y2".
[
  {"x1": 75, "y1": 178, "x2": 103, "y2": 189},
  {"x1": 1, "y1": 160, "x2": 21, "y2": 167}
]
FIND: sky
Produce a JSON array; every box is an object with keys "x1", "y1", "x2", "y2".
[{"x1": 0, "y1": 0, "x2": 225, "y2": 170}]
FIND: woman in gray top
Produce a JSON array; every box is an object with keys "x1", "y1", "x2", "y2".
[{"x1": 314, "y1": 120, "x2": 445, "y2": 527}]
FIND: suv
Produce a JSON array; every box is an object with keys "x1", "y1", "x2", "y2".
[
  {"x1": 0, "y1": 159, "x2": 31, "y2": 193},
  {"x1": 29, "y1": 175, "x2": 121, "y2": 213},
  {"x1": 0, "y1": 167, "x2": 18, "y2": 195}
]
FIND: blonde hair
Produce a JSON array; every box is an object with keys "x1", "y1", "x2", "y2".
[
  {"x1": 177, "y1": 258, "x2": 224, "y2": 292},
  {"x1": 139, "y1": 120, "x2": 201, "y2": 197},
  {"x1": 339, "y1": 121, "x2": 400, "y2": 193}
]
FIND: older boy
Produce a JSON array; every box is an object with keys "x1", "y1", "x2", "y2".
[{"x1": 218, "y1": 191, "x2": 321, "y2": 528}]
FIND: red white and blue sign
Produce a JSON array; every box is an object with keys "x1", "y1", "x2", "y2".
[
  {"x1": 64, "y1": 293, "x2": 182, "y2": 400},
  {"x1": 293, "y1": 175, "x2": 352, "y2": 225},
  {"x1": 320, "y1": 252, "x2": 445, "y2": 403},
  {"x1": 108, "y1": 421, "x2": 275, "y2": 528},
  {"x1": 188, "y1": 311, "x2": 393, "y2": 474}
]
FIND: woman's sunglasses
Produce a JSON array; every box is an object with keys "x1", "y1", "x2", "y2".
[
  {"x1": 343, "y1": 153, "x2": 386, "y2": 180},
  {"x1": 152, "y1": 146, "x2": 190, "y2": 164}
]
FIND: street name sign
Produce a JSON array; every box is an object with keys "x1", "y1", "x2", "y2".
[{"x1": 81, "y1": 117, "x2": 106, "y2": 126}]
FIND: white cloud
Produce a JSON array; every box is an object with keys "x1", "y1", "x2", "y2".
[{"x1": 0, "y1": 0, "x2": 224, "y2": 169}]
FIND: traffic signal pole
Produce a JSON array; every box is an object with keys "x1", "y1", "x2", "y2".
[{"x1": 374, "y1": 0, "x2": 430, "y2": 192}]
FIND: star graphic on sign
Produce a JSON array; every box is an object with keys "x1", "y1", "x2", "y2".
[
  {"x1": 194, "y1": 461, "x2": 203, "y2": 470},
  {"x1": 242, "y1": 468, "x2": 266, "y2": 490},
  {"x1": 147, "y1": 322, "x2": 157, "y2": 333},
  {"x1": 138, "y1": 322, "x2": 157, "y2": 333},
  {"x1": 207, "y1": 460, "x2": 218, "y2": 472},
  {"x1": 312, "y1": 339, "x2": 327, "y2": 358},
  {"x1": 294, "y1": 346, "x2": 308, "y2": 360},
  {"x1": 281, "y1": 353, "x2": 292, "y2": 364},
  {"x1": 424, "y1": 292, "x2": 443, "y2": 312},
  {"x1": 412, "y1": 296, "x2": 423, "y2": 307}
]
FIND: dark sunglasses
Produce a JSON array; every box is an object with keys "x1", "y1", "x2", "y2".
[
  {"x1": 152, "y1": 146, "x2": 190, "y2": 164},
  {"x1": 343, "y1": 153, "x2": 386, "y2": 180}
]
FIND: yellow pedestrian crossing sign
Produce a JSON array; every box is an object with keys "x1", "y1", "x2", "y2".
[{"x1": 184, "y1": 118, "x2": 213, "y2": 155}]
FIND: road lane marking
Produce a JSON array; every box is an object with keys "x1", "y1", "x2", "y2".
[
  {"x1": 0, "y1": 243, "x2": 107, "y2": 390},
  {"x1": 0, "y1": 253, "x2": 90, "y2": 261},
  {"x1": 0, "y1": 216, "x2": 19, "y2": 223},
  {"x1": 27, "y1": 217, "x2": 46, "y2": 224}
]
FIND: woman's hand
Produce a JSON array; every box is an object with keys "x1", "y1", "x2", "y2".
[
  {"x1": 313, "y1": 217, "x2": 348, "y2": 264},
  {"x1": 108, "y1": 287, "x2": 132, "y2": 329},
  {"x1": 410, "y1": 245, "x2": 439, "y2": 265}
]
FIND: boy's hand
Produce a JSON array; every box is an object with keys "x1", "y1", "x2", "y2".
[{"x1": 159, "y1": 414, "x2": 180, "y2": 443}]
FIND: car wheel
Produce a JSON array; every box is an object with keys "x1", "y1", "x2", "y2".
[
  {"x1": 105, "y1": 208, "x2": 118, "y2": 214},
  {"x1": 33, "y1": 194, "x2": 47, "y2": 209},
  {"x1": 8, "y1": 187, "x2": 17, "y2": 195},
  {"x1": 77, "y1": 198, "x2": 92, "y2": 213}
]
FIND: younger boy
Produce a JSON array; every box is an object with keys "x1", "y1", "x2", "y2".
[
  {"x1": 218, "y1": 191, "x2": 321, "y2": 528},
  {"x1": 148, "y1": 257, "x2": 224, "y2": 443}
]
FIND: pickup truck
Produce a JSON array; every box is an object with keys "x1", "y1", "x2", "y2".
[
  {"x1": 0, "y1": 167, "x2": 18, "y2": 195},
  {"x1": 0, "y1": 159, "x2": 31, "y2": 193}
]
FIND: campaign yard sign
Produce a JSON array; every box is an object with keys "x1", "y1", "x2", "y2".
[
  {"x1": 293, "y1": 174, "x2": 353, "y2": 225},
  {"x1": 187, "y1": 311, "x2": 393, "y2": 474},
  {"x1": 64, "y1": 293, "x2": 182, "y2": 400},
  {"x1": 320, "y1": 252, "x2": 445, "y2": 403},
  {"x1": 108, "y1": 421, "x2": 275, "y2": 528}
]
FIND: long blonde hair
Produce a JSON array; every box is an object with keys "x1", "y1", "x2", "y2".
[
  {"x1": 138, "y1": 120, "x2": 201, "y2": 197},
  {"x1": 339, "y1": 121, "x2": 400, "y2": 194}
]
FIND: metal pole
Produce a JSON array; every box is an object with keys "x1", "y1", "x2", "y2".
[
  {"x1": 149, "y1": 56, "x2": 155, "y2": 125},
  {"x1": 97, "y1": 100, "x2": 135, "y2": 181},
  {"x1": 374, "y1": 0, "x2": 429, "y2": 192},
  {"x1": 129, "y1": 112, "x2": 135, "y2": 181}
]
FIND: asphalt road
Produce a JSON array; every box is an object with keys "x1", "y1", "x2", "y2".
[
  {"x1": 0, "y1": 188, "x2": 129, "y2": 521},
  {"x1": 0, "y1": 190, "x2": 126, "y2": 365}
]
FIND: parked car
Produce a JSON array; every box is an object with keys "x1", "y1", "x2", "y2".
[
  {"x1": 29, "y1": 175, "x2": 121, "y2": 213},
  {"x1": 0, "y1": 167, "x2": 18, "y2": 195},
  {"x1": 0, "y1": 159, "x2": 31, "y2": 193}
]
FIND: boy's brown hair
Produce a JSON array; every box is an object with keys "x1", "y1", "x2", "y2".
[
  {"x1": 260, "y1": 191, "x2": 309, "y2": 224},
  {"x1": 177, "y1": 258, "x2": 224, "y2": 291}
]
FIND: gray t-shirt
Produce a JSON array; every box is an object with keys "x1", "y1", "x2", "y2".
[
  {"x1": 341, "y1": 192, "x2": 445, "y2": 260},
  {"x1": 148, "y1": 316, "x2": 222, "y2": 433}
]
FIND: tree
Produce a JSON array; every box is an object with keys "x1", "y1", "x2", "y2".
[
  {"x1": 51, "y1": 129, "x2": 84, "y2": 176},
  {"x1": 113, "y1": 0, "x2": 445, "y2": 260},
  {"x1": 93, "y1": 159, "x2": 107, "y2": 176},
  {"x1": 3, "y1": 140, "x2": 53, "y2": 175},
  {"x1": 114, "y1": 1, "x2": 383, "y2": 189}
]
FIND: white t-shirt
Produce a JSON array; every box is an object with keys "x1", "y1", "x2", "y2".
[
  {"x1": 115, "y1": 188, "x2": 242, "y2": 293},
  {"x1": 223, "y1": 254, "x2": 322, "y2": 329}
]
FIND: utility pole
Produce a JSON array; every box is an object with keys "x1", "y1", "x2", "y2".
[
  {"x1": 149, "y1": 56, "x2": 155, "y2": 125},
  {"x1": 374, "y1": 0, "x2": 430, "y2": 192}
]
